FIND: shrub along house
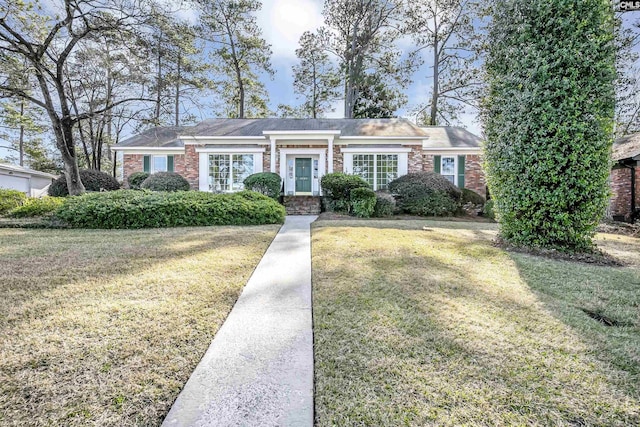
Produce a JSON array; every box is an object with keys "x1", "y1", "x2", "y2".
[
  {"x1": 112, "y1": 118, "x2": 485, "y2": 214},
  {"x1": 610, "y1": 132, "x2": 640, "y2": 222}
]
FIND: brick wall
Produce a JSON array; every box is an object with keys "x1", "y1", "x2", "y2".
[
  {"x1": 122, "y1": 154, "x2": 145, "y2": 187},
  {"x1": 263, "y1": 146, "x2": 272, "y2": 172},
  {"x1": 332, "y1": 144, "x2": 343, "y2": 172},
  {"x1": 408, "y1": 146, "x2": 424, "y2": 173},
  {"x1": 421, "y1": 153, "x2": 486, "y2": 198},
  {"x1": 464, "y1": 154, "x2": 486, "y2": 198},
  {"x1": 183, "y1": 145, "x2": 199, "y2": 189},
  {"x1": 422, "y1": 154, "x2": 435, "y2": 172},
  {"x1": 609, "y1": 167, "x2": 633, "y2": 219},
  {"x1": 122, "y1": 152, "x2": 191, "y2": 189}
]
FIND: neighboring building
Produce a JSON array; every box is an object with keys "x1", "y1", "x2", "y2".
[
  {"x1": 610, "y1": 132, "x2": 640, "y2": 221},
  {"x1": 112, "y1": 119, "x2": 486, "y2": 208},
  {"x1": 0, "y1": 163, "x2": 58, "y2": 196}
]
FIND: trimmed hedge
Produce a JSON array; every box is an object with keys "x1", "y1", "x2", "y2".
[
  {"x1": 483, "y1": 199, "x2": 496, "y2": 220},
  {"x1": 461, "y1": 188, "x2": 485, "y2": 206},
  {"x1": 320, "y1": 172, "x2": 370, "y2": 213},
  {"x1": 408, "y1": 192, "x2": 460, "y2": 216},
  {"x1": 350, "y1": 187, "x2": 376, "y2": 218},
  {"x1": 244, "y1": 172, "x2": 282, "y2": 200},
  {"x1": 128, "y1": 172, "x2": 150, "y2": 189},
  {"x1": 373, "y1": 191, "x2": 396, "y2": 217},
  {"x1": 8, "y1": 197, "x2": 65, "y2": 218},
  {"x1": 140, "y1": 172, "x2": 191, "y2": 192},
  {"x1": 388, "y1": 172, "x2": 461, "y2": 216},
  {"x1": 0, "y1": 189, "x2": 27, "y2": 215},
  {"x1": 49, "y1": 169, "x2": 120, "y2": 196},
  {"x1": 55, "y1": 190, "x2": 285, "y2": 229},
  {"x1": 482, "y1": 0, "x2": 615, "y2": 251}
]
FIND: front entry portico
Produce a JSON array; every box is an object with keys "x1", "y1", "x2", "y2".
[{"x1": 280, "y1": 148, "x2": 326, "y2": 196}]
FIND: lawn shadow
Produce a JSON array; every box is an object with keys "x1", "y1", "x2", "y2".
[
  {"x1": 0, "y1": 225, "x2": 280, "y2": 426},
  {"x1": 312, "y1": 223, "x2": 640, "y2": 425}
]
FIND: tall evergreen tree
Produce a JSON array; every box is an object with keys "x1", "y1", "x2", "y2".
[
  {"x1": 292, "y1": 31, "x2": 340, "y2": 118},
  {"x1": 405, "y1": 0, "x2": 480, "y2": 126},
  {"x1": 319, "y1": 0, "x2": 411, "y2": 118},
  {"x1": 482, "y1": 0, "x2": 616, "y2": 251},
  {"x1": 198, "y1": 0, "x2": 273, "y2": 118}
]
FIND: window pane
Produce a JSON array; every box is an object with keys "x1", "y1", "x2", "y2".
[
  {"x1": 376, "y1": 154, "x2": 398, "y2": 190},
  {"x1": 232, "y1": 154, "x2": 254, "y2": 191},
  {"x1": 441, "y1": 156, "x2": 455, "y2": 183},
  {"x1": 353, "y1": 154, "x2": 374, "y2": 187},
  {"x1": 153, "y1": 156, "x2": 167, "y2": 172},
  {"x1": 441, "y1": 157, "x2": 455, "y2": 175},
  {"x1": 209, "y1": 154, "x2": 230, "y2": 192}
]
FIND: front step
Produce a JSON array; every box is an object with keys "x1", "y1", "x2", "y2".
[{"x1": 283, "y1": 196, "x2": 321, "y2": 215}]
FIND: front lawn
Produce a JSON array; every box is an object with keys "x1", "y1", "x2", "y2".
[
  {"x1": 0, "y1": 226, "x2": 279, "y2": 426},
  {"x1": 312, "y1": 220, "x2": 640, "y2": 425}
]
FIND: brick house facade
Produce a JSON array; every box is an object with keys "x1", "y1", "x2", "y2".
[
  {"x1": 114, "y1": 119, "x2": 487, "y2": 199},
  {"x1": 609, "y1": 133, "x2": 640, "y2": 221}
]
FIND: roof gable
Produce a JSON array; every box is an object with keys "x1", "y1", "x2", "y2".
[{"x1": 613, "y1": 133, "x2": 640, "y2": 161}]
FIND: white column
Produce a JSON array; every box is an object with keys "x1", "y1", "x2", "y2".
[
  {"x1": 270, "y1": 138, "x2": 276, "y2": 173},
  {"x1": 327, "y1": 137, "x2": 334, "y2": 173},
  {"x1": 198, "y1": 153, "x2": 209, "y2": 191}
]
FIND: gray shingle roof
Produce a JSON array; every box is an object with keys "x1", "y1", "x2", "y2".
[
  {"x1": 420, "y1": 126, "x2": 483, "y2": 149},
  {"x1": 0, "y1": 162, "x2": 58, "y2": 179},
  {"x1": 114, "y1": 119, "x2": 483, "y2": 148},
  {"x1": 612, "y1": 132, "x2": 640, "y2": 162}
]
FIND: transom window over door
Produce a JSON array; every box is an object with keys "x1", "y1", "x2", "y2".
[
  {"x1": 352, "y1": 154, "x2": 398, "y2": 190},
  {"x1": 208, "y1": 154, "x2": 255, "y2": 192}
]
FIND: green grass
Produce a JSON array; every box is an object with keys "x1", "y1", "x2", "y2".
[
  {"x1": 0, "y1": 226, "x2": 279, "y2": 426},
  {"x1": 312, "y1": 220, "x2": 640, "y2": 426}
]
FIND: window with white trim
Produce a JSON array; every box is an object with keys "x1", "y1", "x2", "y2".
[
  {"x1": 441, "y1": 156, "x2": 456, "y2": 184},
  {"x1": 208, "y1": 154, "x2": 255, "y2": 192},
  {"x1": 352, "y1": 154, "x2": 398, "y2": 190},
  {"x1": 152, "y1": 155, "x2": 168, "y2": 173}
]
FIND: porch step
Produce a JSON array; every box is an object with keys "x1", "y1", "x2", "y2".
[{"x1": 283, "y1": 196, "x2": 321, "y2": 215}]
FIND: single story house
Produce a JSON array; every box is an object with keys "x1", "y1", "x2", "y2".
[
  {"x1": 0, "y1": 163, "x2": 58, "y2": 197},
  {"x1": 610, "y1": 132, "x2": 640, "y2": 221},
  {"x1": 112, "y1": 118, "x2": 485, "y2": 212}
]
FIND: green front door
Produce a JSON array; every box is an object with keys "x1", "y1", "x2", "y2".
[{"x1": 295, "y1": 158, "x2": 312, "y2": 193}]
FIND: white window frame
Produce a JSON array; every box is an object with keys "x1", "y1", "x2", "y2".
[
  {"x1": 197, "y1": 149, "x2": 264, "y2": 192},
  {"x1": 342, "y1": 148, "x2": 409, "y2": 191},
  {"x1": 151, "y1": 155, "x2": 168, "y2": 173},
  {"x1": 440, "y1": 156, "x2": 457, "y2": 186}
]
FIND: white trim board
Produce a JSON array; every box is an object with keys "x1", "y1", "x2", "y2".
[
  {"x1": 195, "y1": 147, "x2": 265, "y2": 153},
  {"x1": 111, "y1": 147, "x2": 185, "y2": 154},
  {"x1": 341, "y1": 147, "x2": 412, "y2": 153}
]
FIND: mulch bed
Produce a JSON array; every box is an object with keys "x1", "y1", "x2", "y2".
[{"x1": 494, "y1": 237, "x2": 624, "y2": 267}]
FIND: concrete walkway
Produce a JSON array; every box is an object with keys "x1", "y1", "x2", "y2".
[{"x1": 163, "y1": 216, "x2": 316, "y2": 427}]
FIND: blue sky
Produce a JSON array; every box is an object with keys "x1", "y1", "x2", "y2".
[
  {"x1": 2, "y1": 1, "x2": 638, "y2": 162},
  {"x1": 254, "y1": 0, "x2": 480, "y2": 132}
]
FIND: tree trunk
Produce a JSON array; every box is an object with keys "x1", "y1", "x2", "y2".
[
  {"x1": 58, "y1": 119, "x2": 85, "y2": 196},
  {"x1": 175, "y1": 54, "x2": 181, "y2": 126},
  {"x1": 155, "y1": 36, "x2": 162, "y2": 123},
  {"x1": 18, "y1": 100, "x2": 25, "y2": 167},
  {"x1": 430, "y1": 25, "x2": 440, "y2": 126}
]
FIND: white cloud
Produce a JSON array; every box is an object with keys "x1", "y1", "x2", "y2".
[{"x1": 258, "y1": 0, "x2": 324, "y2": 60}]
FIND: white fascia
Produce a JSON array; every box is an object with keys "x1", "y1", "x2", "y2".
[
  {"x1": 335, "y1": 137, "x2": 423, "y2": 145},
  {"x1": 262, "y1": 130, "x2": 341, "y2": 141},
  {"x1": 421, "y1": 147, "x2": 483, "y2": 155},
  {"x1": 181, "y1": 136, "x2": 269, "y2": 145},
  {"x1": 195, "y1": 147, "x2": 266, "y2": 153},
  {"x1": 340, "y1": 147, "x2": 412, "y2": 153},
  {"x1": 110, "y1": 147, "x2": 185, "y2": 155}
]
